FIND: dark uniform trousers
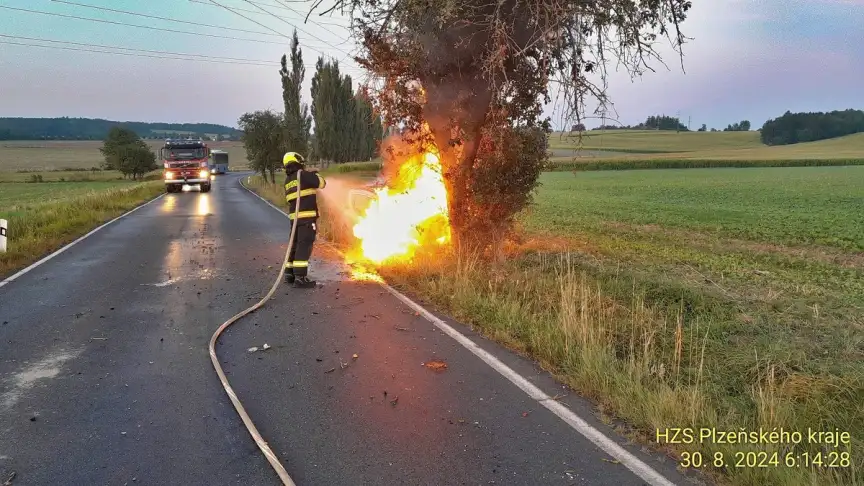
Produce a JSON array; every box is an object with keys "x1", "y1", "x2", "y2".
[
  {"x1": 286, "y1": 221, "x2": 317, "y2": 278},
  {"x1": 284, "y1": 168, "x2": 326, "y2": 278}
]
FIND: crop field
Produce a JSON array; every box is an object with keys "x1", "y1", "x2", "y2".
[
  {"x1": 270, "y1": 137, "x2": 863, "y2": 486},
  {"x1": 548, "y1": 130, "x2": 864, "y2": 163},
  {"x1": 0, "y1": 140, "x2": 250, "y2": 172}
]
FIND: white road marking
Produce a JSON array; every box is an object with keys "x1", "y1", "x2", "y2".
[
  {"x1": 0, "y1": 194, "x2": 166, "y2": 289},
  {"x1": 238, "y1": 175, "x2": 679, "y2": 486}
]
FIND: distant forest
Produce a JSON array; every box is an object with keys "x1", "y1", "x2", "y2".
[
  {"x1": 759, "y1": 109, "x2": 864, "y2": 145},
  {"x1": 0, "y1": 117, "x2": 243, "y2": 141}
]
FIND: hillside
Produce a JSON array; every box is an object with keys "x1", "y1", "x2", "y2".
[
  {"x1": 0, "y1": 117, "x2": 242, "y2": 141},
  {"x1": 548, "y1": 130, "x2": 864, "y2": 160}
]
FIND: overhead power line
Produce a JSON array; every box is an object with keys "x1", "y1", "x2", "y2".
[
  {"x1": 49, "y1": 0, "x2": 280, "y2": 37},
  {"x1": 0, "y1": 34, "x2": 290, "y2": 65},
  {"x1": 0, "y1": 39, "x2": 275, "y2": 66},
  {"x1": 188, "y1": 0, "x2": 350, "y2": 29},
  {"x1": 238, "y1": 0, "x2": 352, "y2": 50},
  {"x1": 0, "y1": 5, "x2": 283, "y2": 46},
  {"x1": 205, "y1": 0, "x2": 359, "y2": 67}
]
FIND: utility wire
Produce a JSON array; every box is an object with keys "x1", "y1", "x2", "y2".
[
  {"x1": 188, "y1": 0, "x2": 350, "y2": 29},
  {"x1": 0, "y1": 5, "x2": 293, "y2": 46},
  {"x1": 49, "y1": 0, "x2": 282, "y2": 38},
  {"x1": 0, "y1": 33, "x2": 304, "y2": 65},
  {"x1": 239, "y1": 0, "x2": 352, "y2": 49},
  {"x1": 1, "y1": 3, "x2": 362, "y2": 73},
  {"x1": 206, "y1": 0, "x2": 360, "y2": 68},
  {"x1": 0, "y1": 39, "x2": 275, "y2": 66}
]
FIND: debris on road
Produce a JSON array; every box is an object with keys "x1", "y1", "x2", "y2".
[
  {"x1": 390, "y1": 396, "x2": 399, "y2": 406},
  {"x1": 352, "y1": 353, "x2": 359, "y2": 360},
  {"x1": 394, "y1": 326, "x2": 411, "y2": 332},
  {"x1": 424, "y1": 359, "x2": 448, "y2": 372},
  {"x1": 3, "y1": 471, "x2": 16, "y2": 486},
  {"x1": 247, "y1": 344, "x2": 272, "y2": 353},
  {"x1": 325, "y1": 368, "x2": 336, "y2": 373}
]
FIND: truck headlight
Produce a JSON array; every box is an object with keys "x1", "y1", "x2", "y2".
[
  {"x1": 199, "y1": 169, "x2": 209, "y2": 178},
  {"x1": 165, "y1": 172, "x2": 174, "y2": 179}
]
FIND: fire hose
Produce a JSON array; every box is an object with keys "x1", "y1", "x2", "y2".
[{"x1": 207, "y1": 170, "x2": 305, "y2": 486}]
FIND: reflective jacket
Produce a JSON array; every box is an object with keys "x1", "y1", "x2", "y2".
[{"x1": 284, "y1": 170, "x2": 326, "y2": 221}]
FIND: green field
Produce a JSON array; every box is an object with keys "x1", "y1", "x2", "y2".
[
  {"x1": 251, "y1": 141, "x2": 863, "y2": 486},
  {"x1": 548, "y1": 129, "x2": 864, "y2": 162}
]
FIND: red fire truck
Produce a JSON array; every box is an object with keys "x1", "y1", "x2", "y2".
[{"x1": 159, "y1": 139, "x2": 213, "y2": 193}]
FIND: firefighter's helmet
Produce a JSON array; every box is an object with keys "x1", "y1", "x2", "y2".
[{"x1": 282, "y1": 152, "x2": 305, "y2": 166}]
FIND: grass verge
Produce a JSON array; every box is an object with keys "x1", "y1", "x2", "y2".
[
  {"x1": 0, "y1": 181, "x2": 164, "y2": 277},
  {"x1": 243, "y1": 173, "x2": 862, "y2": 486}
]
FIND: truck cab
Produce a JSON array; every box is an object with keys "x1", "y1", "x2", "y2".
[{"x1": 160, "y1": 139, "x2": 213, "y2": 193}]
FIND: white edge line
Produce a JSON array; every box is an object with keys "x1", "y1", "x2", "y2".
[
  {"x1": 237, "y1": 175, "x2": 678, "y2": 486},
  {"x1": 0, "y1": 193, "x2": 166, "y2": 289}
]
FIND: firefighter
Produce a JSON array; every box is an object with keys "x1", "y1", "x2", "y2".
[{"x1": 282, "y1": 151, "x2": 326, "y2": 288}]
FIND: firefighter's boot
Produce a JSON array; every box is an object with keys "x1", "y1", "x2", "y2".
[
  {"x1": 293, "y1": 276, "x2": 316, "y2": 289},
  {"x1": 284, "y1": 271, "x2": 295, "y2": 284}
]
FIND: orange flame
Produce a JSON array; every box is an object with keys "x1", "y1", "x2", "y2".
[{"x1": 351, "y1": 145, "x2": 451, "y2": 264}]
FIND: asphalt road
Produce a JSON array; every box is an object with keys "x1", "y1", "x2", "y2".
[{"x1": 0, "y1": 173, "x2": 700, "y2": 486}]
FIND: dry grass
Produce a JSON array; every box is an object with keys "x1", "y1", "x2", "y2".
[
  {"x1": 0, "y1": 140, "x2": 249, "y2": 171},
  {"x1": 0, "y1": 181, "x2": 164, "y2": 277},
  {"x1": 243, "y1": 170, "x2": 863, "y2": 486}
]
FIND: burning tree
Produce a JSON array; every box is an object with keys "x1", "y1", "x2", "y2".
[{"x1": 314, "y1": 0, "x2": 691, "y2": 254}]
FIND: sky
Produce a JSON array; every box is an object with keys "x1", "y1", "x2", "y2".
[{"x1": 0, "y1": 0, "x2": 862, "y2": 131}]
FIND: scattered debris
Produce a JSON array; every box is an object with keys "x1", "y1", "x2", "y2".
[
  {"x1": 325, "y1": 368, "x2": 336, "y2": 373},
  {"x1": 3, "y1": 471, "x2": 16, "y2": 486},
  {"x1": 424, "y1": 359, "x2": 448, "y2": 372},
  {"x1": 370, "y1": 314, "x2": 380, "y2": 319},
  {"x1": 390, "y1": 396, "x2": 399, "y2": 406},
  {"x1": 29, "y1": 416, "x2": 37, "y2": 422},
  {"x1": 522, "y1": 412, "x2": 530, "y2": 417},
  {"x1": 91, "y1": 337, "x2": 107, "y2": 341},
  {"x1": 316, "y1": 358, "x2": 323, "y2": 362},
  {"x1": 352, "y1": 354, "x2": 359, "y2": 360},
  {"x1": 247, "y1": 344, "x2": 272, "y2": 353},
  {"x1": 394, "y1": 326, "x2": 411, "y2": 332},
  {"x1": 601, "y1": 458, "x2": 621, "y2": 464}
]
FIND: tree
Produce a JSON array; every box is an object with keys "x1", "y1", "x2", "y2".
[
  {"x1": 759, "y1": 109, "x2": 864, "y2": 145},
  {"x1": 238, "y1": 110, "x2": 286, "y2": 183},
  {"x1": 318, "y1": 0, "x2": 691, "y2": 251},
  {"x1": 280, "y1": 30, "x2": 312, "y2": 157},
  {"x1": 723, "y1": 120, "x2": 751, "y2": 132},
  {"x1": 99, "y1": 126, "x2": 148, "y2": 171},
  {"x1": 698, "y1": 124, "x2": 707, "y2": 132},
  {"x1": 113, "y1": 144, "x2": 158, "y2": 180}
]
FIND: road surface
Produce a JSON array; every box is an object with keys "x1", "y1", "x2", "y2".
[{"x1": 0, "y1": 173, "x2": 699, "y2": 485}]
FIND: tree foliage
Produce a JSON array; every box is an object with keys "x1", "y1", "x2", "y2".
[
  {"x1": 310, "y1": 58, "x2": 383, "y2": 163},
  {"x1": 238, "y1": 110, "x2": 286, "y2": 184},
  {"x1": 99, "y1": 127, "x2": 157, "y2": 179},
  {"x1": 759, "y1": 109, "x2": 864, "y2": 145},
  {"x1": 724, "y1": 120, "x2": 750, "y2": 131},
  {"x1": 596, "y1": 115, "x2": 688, "y2": 131},
  {"x1": 0, "y1": 117, "x2": 240, "y2": 140},
  {"x1": 317, "y1": 0, "x2": 691, "y2": 250},
  {"x1": 281, "y1": 30, "x2": 312, "y2": 157}
]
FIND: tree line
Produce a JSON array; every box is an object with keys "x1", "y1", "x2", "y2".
[
  {"x1": 0, "y1": 117, "x2": 241, "y2": 141},
  {"x1": 759, "y1": 109, "x2": 864, "y2": 145},
  {"x1": 238, "y1": 31, "x2": 384, "y2": 182}
]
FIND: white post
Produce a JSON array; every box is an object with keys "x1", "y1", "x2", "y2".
[{"x1": 0, "y1": 219, "x2": 6, "y2": 253}]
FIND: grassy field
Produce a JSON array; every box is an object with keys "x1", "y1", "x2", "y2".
[
  {"x1": 0, "y1": 140, "x2": 250, "y2": 171},
  {"x1": 0, "y1": 180, "x2": 164, "y2": 277},
  {"x1": 244, "y1": 153, "x2": 863, "y2": 486},
  {"x1": 547, "y1": 130, "x2": 864, "y2": 167}
]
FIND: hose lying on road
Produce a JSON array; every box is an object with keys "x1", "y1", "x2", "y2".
[{"x1": 208, "y1": 170, "x2": 304, "y2": 486}]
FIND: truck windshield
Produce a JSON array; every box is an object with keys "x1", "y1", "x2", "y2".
[
  {"x1": 161, "y1": 147, "x2": 205, "y2": 160},
  {"x1": 211, "y1": 153, "x2": 229, "y2": 165}
]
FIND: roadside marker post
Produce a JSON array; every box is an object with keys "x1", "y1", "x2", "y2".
[{"x1": 0, "y1": 219, "x2": 7, "y2": 252}]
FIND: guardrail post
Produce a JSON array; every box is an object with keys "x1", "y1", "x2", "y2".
[{"x1": 0, "y1": 219, "x2": 7, "y2": 253}]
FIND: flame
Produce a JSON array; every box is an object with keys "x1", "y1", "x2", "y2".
[{"x1": 351, "y1": 146, "x2": 451, "y2": 264}]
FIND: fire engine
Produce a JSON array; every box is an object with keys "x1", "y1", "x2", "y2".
[{"x1": 159, "y1": 138, "x2": 213, "y2": 193}]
